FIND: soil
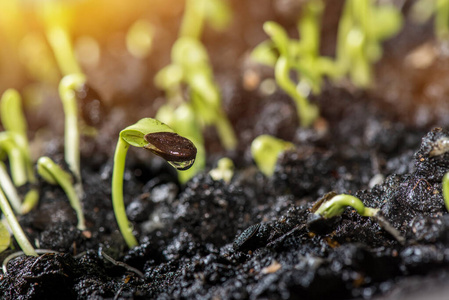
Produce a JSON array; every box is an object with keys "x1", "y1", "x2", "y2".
[{"x1": 2, "y1": 0, "x2": 449, "y2": 299}]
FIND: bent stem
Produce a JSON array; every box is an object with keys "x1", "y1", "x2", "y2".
[
  {"x1": 315, "y1": 194, "x2": 378, "y2": 218},
  {"x1": 0, "y1": 187, "x2": 37, "y2": 256},
  {"x1": 37, "y1": 156, "x2": 86, "y2": 231},
  {"x1": 112, "y1": 137, "x2": 138, "y2": 248},
  {"x1": 0, "y1": 162, "x2": 22, "y2": 214}
]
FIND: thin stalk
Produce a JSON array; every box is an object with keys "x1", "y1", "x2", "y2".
[
  {"x1": 112, "y1": 137, "x2": 138, "y2": 248},
  {"x1": 0, "y1": 162, "x2": 22, "y2": 214},
  {"x1": 0, "y1": 187, "x2": 37, "y2": 256}
]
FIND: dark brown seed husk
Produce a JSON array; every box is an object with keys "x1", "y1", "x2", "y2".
[{"x1": 144, "y1": 132, "x2": 197, "y2": 162}]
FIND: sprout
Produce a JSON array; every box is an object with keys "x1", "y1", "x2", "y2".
[
  {"x1": 0, "y1": 162, "x2": 22, "y2": 214},
  {"x1": 251, "y1": 0, "x2": 336, "y2": 127},
  {"x1": 0, "y1": 132, "x2": 27, "y2": 187},
  {"x1": 46, "y1": 26, "x2": 83, "y2": 76},
  {"x1": 251, "y1": 135, "x2": 295, "y2": 177},
  {"x1": 0, "y1": 187, "x2": 37, "y2": 256},
  {"x1": 0, "y1": 222, "x2": 11, "y2": 254},
  {"x1": 112, "y1": 118, "x2": 197, "y2": 248},
  {"x1": 314, "y1": 194, "x2": 379, "y2": 219},
  {"x1": 58, "y1": 73, "x2": 86, "y2": 198},
  {"x1": 180, "y1": 0, "x2": 232, "y2": 39},
  {"x1": 37, "y1": 156, "x2": 86, "y2": 231},
  {"x1": 0, "y1": 89, "x2": 36, "y2": 185},
  {"x1": 336, "y1": 0, "x2": 403, "y2": 87},
  {"x1": 209, "y1": 157, "x2": 234, "y2": 183},
  {"x1": 442, "y1": 172, "x2": 449, "y2": 212}
]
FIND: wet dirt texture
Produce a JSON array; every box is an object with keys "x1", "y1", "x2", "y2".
[{"x1": 3, "y1": 0, "x2": 449, "y2": 299}]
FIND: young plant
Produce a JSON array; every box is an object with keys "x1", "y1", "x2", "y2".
[
  {"x1": 58, "y1": 73, "x2": 86, "y2": 198},
  {"x1": 0, "y1": 162, "x2": 22, "y2": 214},
  {"x1": 251, "y1": 135, "x2": 295, "y2": 177},
  {"x1": 442, "y1": 172, "x2": 449, "y2": 212},
  {"x1": 335, "y1": 0, "x2": 403, "y2": 87},
  {"x1": 209, "y1": 157, "x2": 234, "y2": 184},
  {"x1": 180, "y1": 0, "x2": 232, "y2": 39},
  {"x1": 412, "y1": 0, "x2": 449, "y2": 41},
  {"x1": 0, "y1": 132, "x2": 28, "y2": 187},
  {"x1": 314, "y1": 194, "x2": 379, "y2": 219},
  {"x1": 0, "y1": 187, "x2": 37, "y2": 256},
  {"x1": 46, "y1": 26, "x2": 83, "y2": 76},
  {"x1": 251, "y1": 0, "x2": 337, "y2": 127},
  {"x1": 37, "y1": 156, "x2": 86, "y2": 231},
  {"x1": 112, "y1": 118, "x2": 197, "y2": 248},
  {"x1": 0, "y1": 89, "x2": 36, "y2": 186}
]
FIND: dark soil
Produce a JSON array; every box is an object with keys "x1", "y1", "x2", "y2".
[{"x1": 2, "y1": 0, "x2": 449, "y2": 299}]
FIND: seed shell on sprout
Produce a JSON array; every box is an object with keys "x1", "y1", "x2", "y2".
[{"x1": 144, "y1": 132, "x2": 197, "y2": 170}]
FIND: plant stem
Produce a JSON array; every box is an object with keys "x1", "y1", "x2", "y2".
[
  {"x1": 180, "y1": 0, "x2": 206, "y2": 39},
  {"x1": 0, "y1": 162, "x2": 22, "y2": 214},
  {"x1": 442, "y1": 172, "x2": 449, "y2": 212},
  {"x1": 0, "y1": 187, "x2": 37, "y2": 256},
  {"x1": 112, "y1": 137, "x2": 138, "y2": 248}
]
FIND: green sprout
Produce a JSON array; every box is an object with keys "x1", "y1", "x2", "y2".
[
  {"x1": 37, "y1": 156, "x2": 86, "y2": 231},
  {"x1": 0, "y1": 132, "x2": 28, "y2": 187},
  {"x1": 315, "y1": 194, "x2": 379, "y2": 219},
  {"x1": 0, "y1": 162, "x2": 22, "y2": 214},
  {"x1": 442, "y1": 172, "x2": 449, "y2": 212},
  {"x1": 0, "y1": 222, "x2": 11, "y2": 254},
  {"x1": 336, "y1": 0, "x2": 403, "y2": 87},
  {"x1": 58, "y1": 73, "x2": 86, "y2": 198},
  {"x1": 46, "y1": 26, "x2": 83, "y2": 76},
  {"x1": 251, "y1": 135, "x2": 295, "y2": 177},
  {"x1": 0, "y1": 187, "x2": 37, "y2": 256},
  {"x1": 412, "y1": 0, "x2": 449, "y2": 41},
  {"x1": 251, "y1": 0, "x2": 337, "y2": 127},
  {"x1": 180, "y1": 0, "x2": 232, "y2": 39},
  {"x1": 112, "y1": 118, "x2": 197, "y2": 248},
  {"x1": 209, "y1": 157, "x2": 234, "y2": 184},
  {"x1": 0, "y1": 89, "x2": 36, "y2": 186}
]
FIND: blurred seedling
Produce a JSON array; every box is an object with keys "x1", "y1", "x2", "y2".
[
  {"x1": 335, "y1": 0, "x2": 403, "y2": 87},
  {"x1": 209, "y1": 157, "x2": 234, "y2": 184},
  {"x1": 37, "y1": 156, "x2": 86, "y2": 231},
  {"x1": 412, "y1": 0, "x2": 449, "y2": 41},
  {"x1": 126, "y1": 19, "x2": 155, "y2": 59},
  {"x1": 0, "y1": 187, "x2": 37, "y2": 256},
  {"x1": 0, "y1": 90, "x2": 39, "y2": 214},
  {"x1": 252, "y1": 0, "x2": 337, "y2": 127},
  {"x1": 112, "y1": 118, "x2": 197, "y2": 248},
  {"x1": 251, "y1": 135, "x2": 295, "y2": 177},
  {"x1": 180, "y1": 0, "x2": 232, "y2": 39}
]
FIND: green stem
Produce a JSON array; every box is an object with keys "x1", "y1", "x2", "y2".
[
  {"x1": 442, "y1": 172, "x2": 449, "y2": 212},
  {"x1": 46, "y1": 26, "x2": 82, "y2": 76},
  {"x1": 0, "y1": 187, "x2": 37, "y2": 256},
  {"x1": 315, "y1": 194, "x2": 378, "y2": 218},
  {"x1": 180, "y1": 0, "x2": 206, "y2": 39},
  {"x1": 112, "y1": 137, "x2": 138, "y2": 248},
  {"x1": 0, "y1": 162, "x2": 22, "y2": 214}
]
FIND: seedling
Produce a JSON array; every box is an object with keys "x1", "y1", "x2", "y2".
[
  {"x1": 112, "y1": 118, "x2": 197, "y2": 248},
  {"x1": 442, "y1": 172, "x2": 449, "y2": 212},
  {"x1": 412, "y1": 0, "x2": 449, "y2": 41},
  {"x1": 0, "y1": 187, "x2": 37, "y2": 256},
  {"x1": 336, "y1": 0, "x2": 403, "y2": 87},
  {"x1": 0, "y1": 89, "x2": 36, "y2": 186},
  {"x1": 46, "y1": 26, "x2": 83, "y2": 76},
  {"x1": 314, "y1": 194, "x2": 379, "y2": 219},
  {"x1": 0, "y1": 132, "x2": 27, "y2": 187},
  {"x1": 251, "y1": 0, "x2": 337, "y2": 127},
  {"x1": 251, "y1": 135, "x2": 295, "y2": 177},
  {"x1": 180, "y1": 0, "x2": 232, "y2": 39},
  {"x1": 37, "y1": 156, "x2": 86, "y2": 231},
  {"x1": 209, "y1": 157, "x2": 234, "y2": 183},
  {"x1": 58, "y1": 73, "x2": 86, "y2": 198},
  {"x1": 0, "y1": 162, "x2": 22, "y2": 214}
]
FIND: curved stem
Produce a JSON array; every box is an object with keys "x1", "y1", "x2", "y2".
[
  {"x1": 0, "y1": 162, "x2": 22, "y2": 214},
  {"x1": 0, "y1": 187, "x2": 37, "y2": 256},
  {"x1": 315, "y1": 194, "x2": 378, "y2": 218},
  {"x1": 112, "y1": 137, "x2": 138, "y2": 248}
]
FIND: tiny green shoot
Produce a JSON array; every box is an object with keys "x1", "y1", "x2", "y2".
[
  {"x1": 442, "y1": 172, "x2": 449, "y2": 212},
  {"x1": 314, "y1": 194, "x2": 379, "y2": 219},
  {"x1": 37, "y1": 156, "x2": 86, "y2": 231},
  {"x1": 0, "y1": 132, "x2": 27, "y2": 187},
  {"x1": 0, "y1": 222, "x2": 11, "y2": 254},
  {"x1": 58, "y1": 73, "x2": 86, "y2": 198},
  {"x1": 0, "y1": 161, "x2": 22, "y2": 214},
  {"x1": 0, "y1": 89, "x2": 36, "y2": 185},
  {"x1": 46, "y1": 26, "x2": 83, "y2": 76},
  {"x1": 209, "y1": 157, "x2": 234, "y2": 184},
  {"x1": 112, "y1": 118, "x2": 197, "y2": 248},
  {"x1": 0, "y1": 187, "x2": 37, "y2": 256},
  {"x1": 251, "y1": 135, "x2": 295, "y2": 177}
]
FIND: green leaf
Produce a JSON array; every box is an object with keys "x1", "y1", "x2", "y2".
[{"x1": 120, "y1": 118, "x2": 174, "y2": 148}]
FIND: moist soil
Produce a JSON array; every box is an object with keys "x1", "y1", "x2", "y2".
[{"x1": 2, "y1": 1, "x2": 449, "y2": 299}]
